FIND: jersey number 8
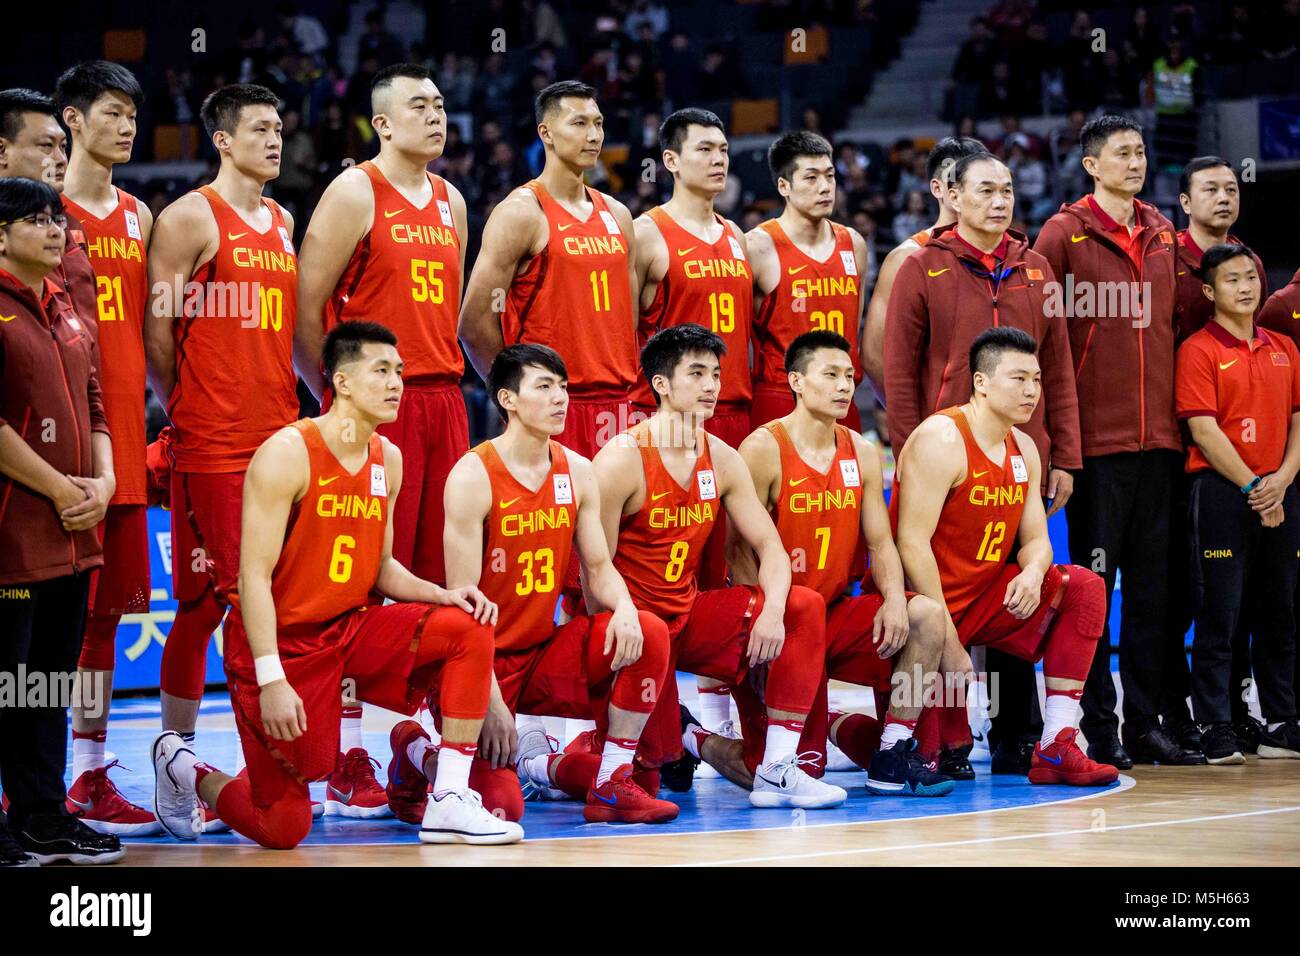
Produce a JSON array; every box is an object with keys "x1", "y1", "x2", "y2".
[{"x1": 664, "y1": 541, "x2": 690, "y2": 582}]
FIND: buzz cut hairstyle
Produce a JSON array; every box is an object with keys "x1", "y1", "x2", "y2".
[
  {"x1": 659, "y1": 107, "x2": 726, "y2": 155},
  {"x1": 1197, "y1": 242, "x2": 1256, "y2": 287},
  {"x1": 767, "y1": 130, "x2": 832, "y2": 185},
  {"x1": 641, "y1": 324, "x2": 727, "y2": 396},
  {"x1": 54, "y1": 61, "x2": 144, "y2": 116},
  {"x1": 534, "y1": 80, "x2": 597, "y2": 126},
  {"x1": 323, "y1": 320, "x2": 399, "y2": 381},
  {"x1": 199, "y1": 83, "x2": 281, "y2": 138},
  {"x1": 1080, "y1": 114, "x2": 1144, "y2": 159},
  {"x1": 1180, "y1": 155, "x2": 1234, "y2": 198},
  {"x1": 0, "y1": 88, "x2": 57, "y2": 141},
  {"x1": 785, "y1": 330, "x2": 852, "y2": 375},
  {"x1": 371, "y1": 63, "x2": 431, "y2": 114},
  {"x1": 927, "y1": 136, "x2": 986, "y2": 184},
  {"x1": 488, "y1": 344, "x2": 568, "y2": 416},
  {"x1": 951, "y1": 150, "x2": 1002, "y2": 188},
  {"x1": 0, "y1": 175, "x2": 62, "y2": 224},
  {"x1": 969, "y1": 326, "x2": 1038, "y2": 378}
]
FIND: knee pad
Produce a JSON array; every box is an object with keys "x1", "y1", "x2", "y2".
[{"x1": 257, "y1": 797, "x2": 313, "y2": 850}]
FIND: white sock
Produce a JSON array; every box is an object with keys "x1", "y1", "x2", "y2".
[
  {"x1": 682, "y1": 721, "x2": 706, "y2": 759},
  {"x1": 432, "y1": 744, "x2": 474, "y2": 797},
  {"x1": 697, "y1": 685, "x2": 732, "y2": 732},
  {"x1": 1041, "y1": 693, "x2": 1081, "y2": 748},
  {"x1": 761, "y1": 720, "x2": 803, "y2": 768},
  {"x1": 879, "y1": 719, "x2": 913, "y2": 750},
  {"x1": 341, "y1": 707, "x2": 363, "y2": 753},
  {"x1": 72, "y1": 733, "x2": 106, "y2": 778},
  {"x1": 522, "y1": 753, "x2": 553, "y2": 786},
  {"x1": 169, "y1": 745, "x2": 199, "y2": 790},
  {"x1": 596, "y1": 737, "x2": 637, "y2": 787},
  {"x1": 406, "y1": 735, "x2": 438, "y2": 778}
]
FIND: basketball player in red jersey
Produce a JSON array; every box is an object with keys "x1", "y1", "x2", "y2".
[
  {"x1": 297, "y1": 63, "x2": 468, "y2": 816},
  {"x1": 55, "y1": 61, "x2": 159, "y2": 835},
  {"x1": 152, "y1": 322, "x2": 519, "y2": 848},
  {"x1": 747, "y1": 132, "x2": 869, "y2": 431},
  {"x1": 862, "y1": 137, "x2": 986, "y2": 396},
  {"x1": 143, "y1": 85, "x2": 308, "y2": 800},
  {"x1": 594, "y1": 325, "x2": 844, "y2": 808},
  {"x1": 686, "y1": 330, "x2": 953, "y2": 795},
  {"x1": 893, "y1": 327, "x2": 1116, "y2": 785},
  {"x1": 459, "y1": 80, "x2": 638, "y2": 459},
  {"x1": 410, "y1": 344, "x2": 678, "y2": 824}
]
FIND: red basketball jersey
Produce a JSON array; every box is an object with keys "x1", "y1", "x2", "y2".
[
  {"x1": 891, "y1": 407, "x2": 1029, "y2": 619},
  {"x1": 768, "y1": 421, "x2": 863, "y2": 603},
  {"x1": 503, "y1": 181, "x2": 636, "y2": 394},
  {"x1": 474, "y1": 440, "x2": 577, "y2": 652},
  {"x1": 327, "y1": 162, "x2": 462, "y2": 383},
  {"x1": 62, "y1": 188, "x2": 149, "y2": 505},
  {"x1": 613, "y1": 426, "x2": 720, "y2": 617},
  {"x1": 169, "y1": 186, "x2": 299, "y2": 472},
  {"x1": 260, "y1": 419, "x2": 389, "y2": 632},
  {"x1": 753, "y1": 219, "x2": 863, "y2": 387},
  {"x1": 632, "y1": 207, "x2": 753, "y2": 407}
]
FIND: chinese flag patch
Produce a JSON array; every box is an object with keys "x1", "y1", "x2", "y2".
[
  {"x1": 1026, "y1": 268, "x2": 1044, "y2": 281},
  {"x1": 1272, "y1": 352, "x2": 1290, "y2": 366},
  {"x1": 1160, "y1": 230, "x2": 1174, "y2": 244}
]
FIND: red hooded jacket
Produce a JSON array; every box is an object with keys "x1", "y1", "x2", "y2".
[
  {"x1": 1257, "y1": 267, "x2": 1300, "y2": 351},
  {"x1": 1173, "y1": 230, "x2": 1266, "y2": 343}
]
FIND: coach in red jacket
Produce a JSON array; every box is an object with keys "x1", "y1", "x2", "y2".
[
  {"x1": 1035, "y1": 114, "x2": 1199, "y2": 769},
  {"x1": 1259, "y1": 266, "x2": 1300, "y2": 349}
]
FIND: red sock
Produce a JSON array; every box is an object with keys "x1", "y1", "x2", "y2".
[
  {"x1": 547, "y1": 752, "x2": 601, "y2": 800},
  {"x1": 830, "y1": 711, "x2": 883, "y2": 766}
]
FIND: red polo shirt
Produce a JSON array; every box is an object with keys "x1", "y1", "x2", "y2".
[
  {"x1": 1085, "y1": 194, "x2": 1146, "y2": 271},
  {"x1": 1176, "y1": 320, "x2": 1300, "y2": 475},
  {"x1": 952, "y1": 227, "x2": 1010, "y2": 271}
]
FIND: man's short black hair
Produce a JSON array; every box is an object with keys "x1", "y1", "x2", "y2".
[
  {"x1": 969, "y1": 326, "x2": 1038, "y2": 378},
  {"x1": 199, "y1": 84, "x2": 281, "y2": 138},
  {"x1": 951, "y1": 150, "x2": 1003, "y2": 188},
  {"x1": 1179, "y1": 155, "x2": 1234, "y2": 198},
  {"x1": 371, "y1": 62, "x2": 431, "y2": 113},
  {"x1": 54, "y1": 61, "x2": 144, "y2": 116},
  {"x1": 0, "y1": 89, "x2": 57, "y2": 141},
  {"x1": 534, "y1": 80, "x2": 597, "y2": 125},
  {"x1": 488, "y1": 344, "x2": 568, "y2": 416},
  {"x1": 659, "y1": 107, "x2": 726, "y2": 155},
  {"x1": 785, "y1": 330, "x2": 852, "y2": 375},
  {"x1": 1080, "y1": 114, "x2": 1143, "y2": 159},
  {"x1": 1197, "y1": 242, "x2": 1257, "y2": 287},
  {"x1": 927, "y1": 136, "x2": 986, "y2": 183},
  {"x1": 641, "y1": 324, "x2": 726, "y2": 398},
  {"x1": 323, "y1": 321, "x2": 399, "y2": 381},
  {"x1": 0, "y1": 176, "x2": 62, "y2": 225},
  {"x1": 767, "y1": 130, "x2": 832, "y2": 185}
]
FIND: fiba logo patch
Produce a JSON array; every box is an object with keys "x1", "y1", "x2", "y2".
[
  {"x1": 124, "y1": 210, "x2": 142, "y2": 240},
  {"x1": 438, "y1": 199, "x2": 453, "y2": 226},
  {"x1": 697, "y1": 469, "x2": 717, "y2": 501},
  {"x1": 840, "y1": 250, "x2": 857, "y2": 275},
  {"x1": 839, "y1": 458, "x2": 861, "y2": 487},
  {"x1": 599, "y1": 210, "x2": 620, "y2": 235},
  {"x1": 728, "y1": 235, "x2": 744, "y2": 259},
  {"x1": 553, "y1": 472, "x2": 573, "y2": 504},
  {"x1": 370, "y1": 463, "x2": 387, "y2": 497},
  {"x1": 1010, "y1": 455, "x2": 1028, "y2": 484},
  {"x1": 277, "y1": 226, "x2": 294, "y2": 254}
]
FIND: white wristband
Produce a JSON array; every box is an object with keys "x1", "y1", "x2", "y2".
[{"x1": 254, "y1": 655, "x2": 286, "y2": 687}]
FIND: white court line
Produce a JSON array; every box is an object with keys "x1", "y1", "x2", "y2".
[{"x1": 674, "y1": 804, "x2": 1300, "y2": 867}]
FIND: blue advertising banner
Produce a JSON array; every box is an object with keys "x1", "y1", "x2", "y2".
[{"x1": 1260, "y1": 97, "x2": 1300, "y2": 162}]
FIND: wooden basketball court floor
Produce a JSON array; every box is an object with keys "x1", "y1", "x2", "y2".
[{"x1": 87, "y1": 677, "x2": 1300, "y2": 867}]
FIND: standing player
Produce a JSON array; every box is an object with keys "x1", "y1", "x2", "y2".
[
  {"x1": 414, "y1": 344, "x2": 678, "y2": 824},
  {"x1": 55, "y1": 61, "x2": 160, "y2": 834},
  {"x1": 152, "y1": 322, "x2": 519, "y2": 847},
  {"x1": 701, "y1": 330, "x2": 953, "y2": 796},
  {"x1": 594, "y1": 325, "x2": 844, "y2": 808},
  {"x1": 297, "y1": 63, "x2": 468, "y2": 814},
  {"x1": 748, "y1": 131, "x2": 869, "y2": 430},
  {"x1": 862, "y1": 136, "x2": 986, "y2": 396},
  {"x1": 460, "y1": 80, "x2": 638, "y2": 458},
  {"x1": 894, "y1": 327, "x2": 1116, "y2": 786},
  {"x1": 143, "y1": 85, "x2": 306, "y2": 787}
]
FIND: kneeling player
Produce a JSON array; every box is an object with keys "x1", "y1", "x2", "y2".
[
  {"x1": 894, "y1": 327, "x2": 1116, "y2": 786},
  {"x1": 390, "y1": 344, "x2": 677, "y2": 825},
  {"x1": 594, "y1": 325, "x2": 843, "y2": 809},
  {"x1": 152, "y1": 322, "x2": 521, "y2": 847},
  {"x1": 694, "y1": 330, "x2": 952, "y2": 796}
]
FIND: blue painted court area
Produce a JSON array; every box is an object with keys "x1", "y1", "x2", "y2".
[{"x1": 95, "y1": 693, "x2": 1126, "y2": 848}]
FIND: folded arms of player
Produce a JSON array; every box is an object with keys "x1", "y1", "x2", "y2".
[{"x1": 854, "y1": 433, "x2": 910, "y2": 658}]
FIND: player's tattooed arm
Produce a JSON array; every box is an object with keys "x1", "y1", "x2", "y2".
[
  {"x1": 296, "y1": 168, "x2": 373, "y2": 400},
  {"x1": 1005, "y1": 432, "x2": 1051, "y2": 620},
  {"x1": 745, "y1": 225, "x2": 779, "y2": 326},
  {"x1": 728, "y1": 428, "x2": 781, "y2": 587},
  {"x1": 571, "y1": 454, "x2": 644, "y2": 669},
  {"x1": 144, "y1": 193, "x2": 217, "y2": 401},
  {"x1": 591, "y1": 433, "x2": 645, "y2": 561},
  {"x1": 458, "y1": 190, "x2": 544, "y2": 382},
  {"x1": 632, "y1": 214, "x2": 668, "y2": 312}
]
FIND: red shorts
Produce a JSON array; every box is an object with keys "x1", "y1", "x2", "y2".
[
  {"x1": 224, "y1": 602, "x2": 445, "y2": 806},
  {"x1": 955, "y1": 563, "x2": 1068, "y2": 661},
  {"x1": 493, "y1": 614, "x2": 615, "y2": 719},
  {"x1": 558, "y1": 392, "x2": 634, "y2": 459},
  {"x1": 87, "y1": 504, "x2": 150, "y2": 616},
  {"x1": 325, "y1": 381, "x2": 468, "y2": 584},
  {"x1": 171, "y1": 470, "x2": 244, "y2": 603},
  {"x1": 751, "y1": 382, "x2": 861, "y2": 432}
]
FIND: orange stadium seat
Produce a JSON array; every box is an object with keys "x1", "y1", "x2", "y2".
[
  {"x1": 730, "y1": 98, "x2": 779, "y2": 135},
  {"x1": 103, "y1": 29, "x2": 147, "y2": 62}
]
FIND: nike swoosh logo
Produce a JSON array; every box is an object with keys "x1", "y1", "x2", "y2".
[
  {"x1": 927, "y1": 268, "x2": 949, "y2": 277},
  {"x1": 593, "y1": 790, "x2": 619, "y2": 805},
  {"x1": 651, "y1": 491, "x2": 671, "y2": 501},
  {"x1": 227, "y1": 232, "x2": 247, "y2": 241},
  {"x1": 972, "y1": 470, "x2": 988, "y2": 479},
  {"x1": 0, "y1": 314, "x2": 15, "y2": 322},
  {"x1": 384, "y1": 209, "x2": 402, "y2": 219},
  {"x1": 499, "y1": 497, "x2": 521, "y2": 509},
  {"x1": 1070, "y1": 234, "x2": 1087, "y2": 243},
  {"x1": 327, "y1": 784, "x2": 354, "y2": 802},
  {"x1": 1038, "y1": 750, "x2": 1063, "y2": 765},
  {"x1": 1178, "y1": 271, "x2": 1187, "y2": 276},
  {"x1": 68, "y1": 796, "x2": 93, "y2": 812},
  {"x1": 557, "y1": 222, "x2": 578, "y2": 232},
  {"x1": 1293, "y1": 311, "x2": 1300, "y2": 320},
  {"x1": 788, "y1": 477, "x2": 809, "y2": 487},
  {"x1": 1219, "y1": 360, "x2": 1238, "y2": 370},
  {"x1": 318, "y1": 476, "x2": 340, "y2": 486},
  {"x1": 677, "y1": 246, "x2": 697, "y2": 257},
  {"x1": 787, "y1": 265, "x2": 808, "y2": 275}
]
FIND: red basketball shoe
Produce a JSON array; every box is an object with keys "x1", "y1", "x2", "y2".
[
  {"x1": 66, "y1": 762, "x2": 162, "y2": 836},
  {"x1": 326, "y1": 748, "x2": 392, "y2": 818},
  {"x1": 385, "y1": 721, "x2": 432, "y2": 824},
  {"x1": 584, "y1": 765, "x2": 680, "y2": 824},
  {"x1": 1029, "y1": 729, "x2": 1120, "y2": 786}
]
